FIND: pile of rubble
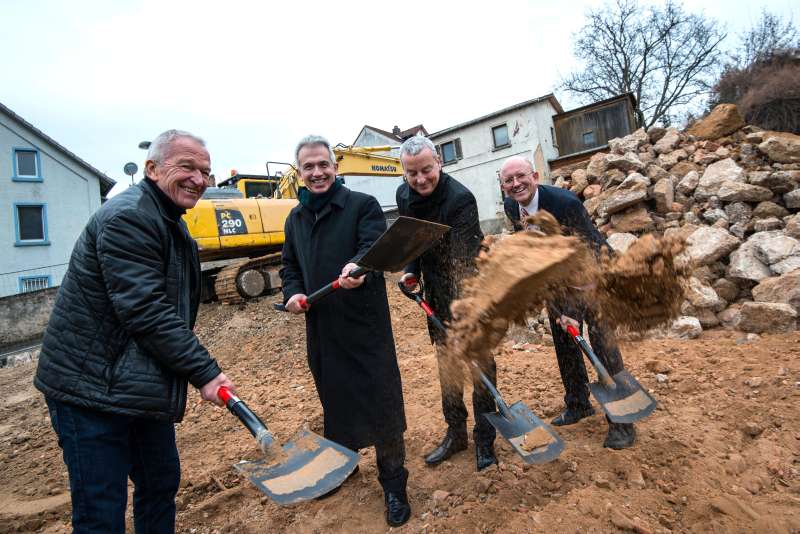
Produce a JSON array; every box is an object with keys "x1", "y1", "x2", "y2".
[{"x1": 550, "y1": 104, "x2": 800, "y2": 338}]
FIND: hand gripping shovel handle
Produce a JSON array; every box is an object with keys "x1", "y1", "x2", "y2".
[
  {"x1": 564, "y1": 324, "x2": 616, "y2": 389},
  {"x1": 218, "y1": 386, "x2": 275, "y2": 453},
  {"x1": 274, "y1": 266, "x2": 370, "y2": 311}
]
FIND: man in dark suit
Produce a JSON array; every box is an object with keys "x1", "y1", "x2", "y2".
[{"x1": 499, "y1": 155, "x2": 635, "y2": 449}]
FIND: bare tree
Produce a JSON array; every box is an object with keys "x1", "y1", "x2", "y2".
[
  {"x1": 561, "y1": 0, "x2": 726, "y2": 128},
  {"x1": 732, "y1": 9, "x2": 799, "y2": 68}
]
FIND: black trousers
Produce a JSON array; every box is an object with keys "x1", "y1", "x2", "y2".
[
  {"x1": 435, "y1": 345, "x2": 497, "y2": 445},
  {"x1": 547, "y1": 304, "x2": 625, "y2": 411},
  {"x1": 374, "y1": 435, "x2": 408, "y2": 495}
]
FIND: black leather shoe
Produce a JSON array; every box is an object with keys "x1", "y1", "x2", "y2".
[
  {"x1": 316, "y1": 465, "x2": 359, "y2": 500},
  {"x1": 385, "y1": 490, "x2": 411, "y2": 527},
  {"x1": 603, "y1": 422, "x2": 636, "y2": 449},
  {"x1": 551, "y1": 405, "x2": 595, "y2": 426},
  {"x1": 424, "y1": 429, "x2": 468, "y2": 466},
  {"x1": 475, "y1": 442, "x2": 497, "y2": 471}
]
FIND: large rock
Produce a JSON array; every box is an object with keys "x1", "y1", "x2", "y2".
[
  {"x1": 686, "y1": 104, "x2": 745, "y2": 140},
  {"x1": 752, "y1": 269, "x2": 800, "y2": 311},
  {"x1": 677, "y1": 170, "x2": 700, "y2": 195},
  {"x1": 669, "y1": 161, "x2": 699, "y2": 178},
  {"x1": 597, "y1": 174, "x2": 649, "y2": 217},
  {"x1": 610, "y1": 205, "x2": 654, "y2": 233},
  {"x1": 583, "y1": 184, "x2": 602, "y2": 199},
  {"x1": 752, "y1": 201, "x2": 789, "y2": 220},
  {"x1": 754, "y1": 217, "x2": 784, "y2": 232},
  {"x1": 751, "y1": 231, "x2": 799, "y2": 265},
  {"x1": 727, "y1": 237, "x2": 771, "y2": 283},
  {"x1": 784, "y1": 189, "x2": 800, "y2": 209},
  {"x1": 685, "y1": 226, "x2": 741, "y2": 266},
  {"x1": 695, "y1": 159, "x2": 746, "y2": 200},
  {"x1": 609, "y1": 128, "x2": 648, "y2": 155},
  {"x1": 717, "y1": 181, "x2": 773, "y2": 202},
  {"x1": 605, "y1": 153, "x2": 646, "y2": 173},
  {"x1": 652, "y1": 177, "x2": 674, "y2": 214},
  {"x1": 607, "y1": 232, "x2": 637, "y2": 253},
  {"x1": 748, "y1": 170, "x2": 796, "y2": 194},
  {"x1": 713, "y1": 278, "x2": 739, "y2": 303},
  {"x1": 646, "y1": 164, "x2": 670, "y2": 183},
  {"x1": 724, "y1": 202, "x2": 752, "y2": 225},
  {"x1": 735, "y1": 302, "x2": 797, "y2": 333},
  {"x1": 653, "y1": 128, "x2": 680, "y2": 154},
  {"x1": 669, "y1": 316, "x2": 702, "y2": 339},
  {"x1": 686, "y1": 277, "x2": 726, "y2": 311},
  {"x1": 586, "y1": 152, "x2": 609, "y2": 180},
  {"x1": 758, "y1": 133, "x2": 800, "y2": 164},
  {"x1": 569, "y1": 169, "x2": 589, "y2": 195},
  {"x1": 772, "y1": 255, "x2": 800, "y2": 275},
  {"x1": 785, "y1": 214, "x2": 800, "y2": 239}
]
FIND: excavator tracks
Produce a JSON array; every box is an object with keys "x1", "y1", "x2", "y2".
[{"x1": 213, "y1": 252, "x2": 283, "y2": 304}]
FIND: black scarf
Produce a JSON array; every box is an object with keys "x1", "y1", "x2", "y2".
[
  {"x1": 407, "y1": 172, "x2": 450, "y2": 221},
  {"x1": 298, "y1": 178, "x2": 343, "y2": 213}
]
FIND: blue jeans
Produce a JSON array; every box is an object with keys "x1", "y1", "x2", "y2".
[{"x1": 45, "y1": 398, "x2": 181, "y2": 534}]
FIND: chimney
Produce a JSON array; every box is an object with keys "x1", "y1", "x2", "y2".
[{"x1": 392, "y1": 125, "x2": 401, "y2": 135}]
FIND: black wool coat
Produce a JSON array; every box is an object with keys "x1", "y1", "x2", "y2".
[
  {"x1": 279, "y1": 186, "x2": 406, "y2": 450},
  {"x1": 396, "y1": 173, "x2": 483, "y2": 343}
]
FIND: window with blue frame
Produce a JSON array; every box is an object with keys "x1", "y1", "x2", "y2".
[
  {"x1": 19, "y1": 275, "x2": 50, "y2": 293},
  {"x1": 12, "y1": 148, "x2": 43, "y2": 182},
  {"x1": 13, "y1": 203, "x2": 49, "y2": 246}
]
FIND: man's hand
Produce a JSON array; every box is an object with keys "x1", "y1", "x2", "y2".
[
  {"x1": 556, "y1": 315, "x2": 580, "y2": 333},
  {"x1": 286, "y1": 293, "x2": 309, "y2": 314},
  {"x1": 339, "y1": 262, "x2": 366, "y2": 289},
  {"x1": 400, "y1": 272, "x2": 419, "y2": 290},
  {"x1": 200, "y1": 372, "x2": 236, "y2": 406}
]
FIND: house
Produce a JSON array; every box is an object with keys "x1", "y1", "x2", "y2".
[
  {"x1": 549, "y1": 93, "x2": 637, "y2": 171},
  {"x1": 0, "y1": 102, "x2": 115, "y2": 297},
  {"x1": 429, "y1": 94, "x2": 563, "y2": 233}
]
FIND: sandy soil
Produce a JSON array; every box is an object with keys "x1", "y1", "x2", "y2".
[{"x1": 1, "y1": 276, "x2": 799, "y2": 533}]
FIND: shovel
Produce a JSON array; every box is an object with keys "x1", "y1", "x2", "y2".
[
  {"x1": 563, "y1": 324, "x2": 657, "y2": 424},
  {"x1": 398, "y1": 279, "x2": 564, "y2": 464},
  {"x1": 275, "y1": 216, "x2": 450, "y2": 311},
  {"x1": 218, "y1": 386, "x2": 359, "y2": 505}
]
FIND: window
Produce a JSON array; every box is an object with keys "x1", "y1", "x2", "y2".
[
  {"x1": 492, "y1": 124, "x2": 509, "y2": 149},
  {"x1": 582, "y1": 131, "x2": 596, "y2": 146},
  {"x1": 19, "y1": 276, "x2": 50, "y2": 293},
  {"x1": 437, "y1": 138, "x2": 462, "y2": 165},
  {"x1": 14, "y1": 203, "x2": 49, "y2": 246},
  {"x1": 550, "y1": 126, "x2": 557, "y2": 147},
  {"x1": 12, "y1": 149, "x2": 42, "y2": 181}
]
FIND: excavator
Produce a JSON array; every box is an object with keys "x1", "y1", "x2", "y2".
[{"x1": 182, "y1": 145, "x2": 404, "y2": 303}]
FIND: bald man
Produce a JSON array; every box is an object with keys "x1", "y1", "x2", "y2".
[{"x1": 498, "y1": 156, "x2": 635, "y2": 450}]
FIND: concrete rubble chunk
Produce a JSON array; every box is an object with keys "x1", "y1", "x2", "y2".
[
  {"x1": 653, "y1": 176, "x2": 674, "y2": 214},
  {"x1": 771, "y1": 255, "x2": 800, "y2": 275},
  {"x1": 597, "y1": 174, "x2": 649, "y2": 217},
  {"x1": 717, "y1": 181, "x2": 773, "y2": 203},
  {"x1": 724, "y1": 202, "x2": 752, "y2": 225},
  {"x1": 607, "y1": 232, "x2": 637, "y2": 253},
  {"x1": 758, "y1": 133, "x2": 800, "y2": 164},
  {"x1": 735, "y1": 301, "x2": 797, "y2": 333},
  {"x1": 686, "y1": 277, "x2": 726, "y2": 311},
  {"x1": 604, "y1": 153, "x2": 646, "y2": 173},
  {"x1": 751, "y1": 231, "x2": 799, "y2": 265},
  {"x1": 677, "y1": 170, "x2": 700, "y2": 195},
  {"x1": 669, "y1": 161, "x2": 700, "y2": 178},
  {"x1": 695, "y1": 159, "x2": 745, "y2": 200},
  {"x1": 785, "y1": 214, "x2": 800, "y2": 239},
  {"x1": 685, "y1": 226, "x2": 741, "y2": 266},
  {"x1": 686, "y1": 104, "x2": 745, "y2": 140},
  {"x1": 646, "y1": 164, "x2": 670, "y2": 183},
  {"x1": 748, "y1": 170, "x2": 796, "y2": 194},
  {"x1": 654, "y1": 127, "x2": 680, "y2": 154},
  {"x1": 569, "y1": 169, "x2": 589, "y2": 195},
  {"x1": 752, "y1": 269, "x2": 800, "y2": 311},
  {"x1": 658, "y1": 148, "x2": 688, "y2": 169},
  {"x1": 608, "y1": 127, "x2": 648, "y2": 155},
  {"x1": 727, "y1": 238, "x2": 772, "y2": 283},
  {"x1": 669, "y1": 316, "x2": 702, "y2": 339},
  {"x1": 754, "y1": 217, "x2": 783, "y2": 232},
  {"x1": 586, "y1": 152, "x2": 609, "y2": 180}
]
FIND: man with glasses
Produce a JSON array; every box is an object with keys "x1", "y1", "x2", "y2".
[
  {"x1": 396, "y1": 135, "x2": 498, "y2": 471},
  {"x1": 499, "y1": 155, "x2": 636, "y2": 450}
]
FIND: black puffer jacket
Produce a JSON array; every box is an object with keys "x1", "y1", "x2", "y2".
[
  {"x1": 396, "y1": 173, "x2": 483, "y2": 342},
  {"x1": 34, "y1": 179, "x2": 221, "y2": 422}
]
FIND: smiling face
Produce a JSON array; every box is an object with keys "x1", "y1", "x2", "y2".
[
  {"x1": 499, "y1": 157, "x2": 539, "y2": 205},
  {"x1": 298, "y1": 144, "x2": 337, "y2": 194},
  {"x1": 401, "y1": 147, "x2": 441, "y2": 197},
  {"x1": 145, "y1": 137, "x2": 210, "y2": 209}
]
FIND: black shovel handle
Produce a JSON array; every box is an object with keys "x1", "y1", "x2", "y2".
[
  {"x1": 274, "y1": 266, "x2": 370, "y2": 312},
  {"x1": 565, "y1": 324, "x2": 616, "y2": 388},
  {"x1": 398, "y1": 280, "x2": 514, "y2": 420},
  {"x1": 218, "y1": 386, "x2": 274, "y2": 450}
]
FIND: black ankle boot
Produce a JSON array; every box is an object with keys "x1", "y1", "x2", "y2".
[
  {"x1": 551, "y1": 405, "x2": 595, "y2": 426},
  {"x1": 424, "y1": 428, "x2": 468, "y2": 466},
  {"x1": 603, "y1": 422, "x2": 636, "y2": 449},
  {"x1": 384, "y1": 489, "x2": 411, "y2": 527},
  {"x1": 475, "y1": 441, "x2": 497, "y2": 471}
]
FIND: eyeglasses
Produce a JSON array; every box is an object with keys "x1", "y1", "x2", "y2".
[{"x1": 500, "y1": 171, "x2": 535, "y2": 187}]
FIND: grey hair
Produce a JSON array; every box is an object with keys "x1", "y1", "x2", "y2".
[
  {"x1": 146, "y1": 129, "x2": 206, "y2": 164},
  {"x1": 294, "y1": 135, "x2": 336, "y2": 165},
  {"x1": 400, "y1": 134, "x2": 437, "y2": 159}
]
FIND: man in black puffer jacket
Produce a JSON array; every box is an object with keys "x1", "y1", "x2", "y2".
[
  {"x1": 35, "y1": 130, "x2": 235, "y2": 533},
  {"x1": 396, "y1": 135, "x2": 498, "y2": 472}
]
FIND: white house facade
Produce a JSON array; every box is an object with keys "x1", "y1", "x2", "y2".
[{"x1": 0, "y1": 102, "x2": 115, "y2": 297}]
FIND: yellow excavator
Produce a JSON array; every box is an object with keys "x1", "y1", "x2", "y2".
[{"x1": 183, "y1": 145, "x2": 403, "y2": 303}]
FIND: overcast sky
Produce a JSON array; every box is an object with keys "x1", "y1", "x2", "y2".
[{"x1": 2, "y1": 0, "x2": 796, "y2": 196}]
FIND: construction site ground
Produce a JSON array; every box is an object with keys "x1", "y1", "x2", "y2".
[{"x1": 1, "y1": 275, "x2": 799, "y2": 533}]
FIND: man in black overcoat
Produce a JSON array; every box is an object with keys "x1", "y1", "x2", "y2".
[
  {"x1": 499, "y1": 155, "x2": 635, "y2": 449},
  {"x1": 279, "y1": 135, "x2": 410, "y2": 527},
  {"x1": 396, "y1": 135, "x2": 498, "y2": 471}
]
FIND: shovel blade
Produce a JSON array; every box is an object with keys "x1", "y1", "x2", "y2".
[
  {"x1": 483, "y1": 402, "x2": 565, "y2": 464},
  {"x1": 234, "y1": 428, "x2": 359, "y2": 505},
  {"x1": 358, "y1": 216, "x2": 450, "y2": 273},
  {"x1": 589, "y1": 370, "x2": 657, "y2": 424}
]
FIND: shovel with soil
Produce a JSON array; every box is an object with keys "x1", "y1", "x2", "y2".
[
  {"x1": 218, "y1": 387, "x2": 359, "y2": 505},
  {"x1": 274, "y1": 216, "x2": 450, "y2": 311},
  {"x1": 398, "y1": 278, "x2": 564, "y2": 464}
]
